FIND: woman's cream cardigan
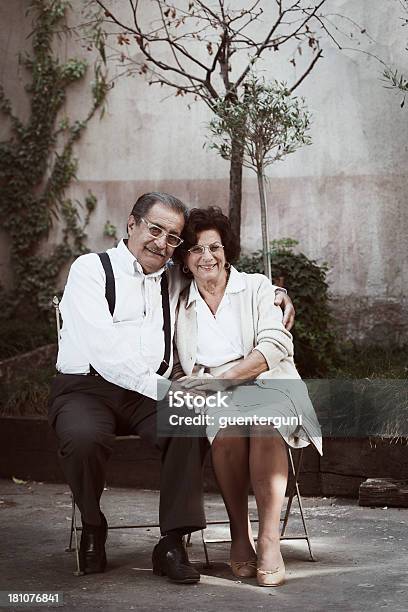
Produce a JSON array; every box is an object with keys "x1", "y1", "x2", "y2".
[
  {"x1": 173, "y1": 267, "x2": 322, "y2": 454},
  {"x1": 174, "y1": 267, "x2": 297, "y2": 379}
]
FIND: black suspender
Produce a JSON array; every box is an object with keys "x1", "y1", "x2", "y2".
[
  {"x1": 98, "y1": 252, "x2": 115, "y2": 316},
  {"x1": 156, "y1": 271, "x2": 171, "y2": 376},
  {"x1": 91, "y1": 252, "x2": 171, "y2": 377}
]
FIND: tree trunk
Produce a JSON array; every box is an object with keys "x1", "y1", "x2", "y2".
[
  {"x1": 257, "y1": 169, "x2": 272, "y2": 281},
  {"x1": 228, "y1": 135, "x2": 244, "y2": 253}
]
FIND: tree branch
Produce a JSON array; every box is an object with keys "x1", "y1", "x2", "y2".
[
  {"x1": 289, "y1": 48, "x2": 322, "y2": 92},
  {"x1": 233, "y1": 4, "x2": 291, "y2": 90},
  {"x1": 94, "y1": 0, "x2": 137, "y2": 34}
]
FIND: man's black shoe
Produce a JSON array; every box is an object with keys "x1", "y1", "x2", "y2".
[
  {"x1": 152, "y1": 534, "x2": 200, "y2": 584},
  {"x1": 79, "y1": 513, "x2": 108, "y2": 574}
]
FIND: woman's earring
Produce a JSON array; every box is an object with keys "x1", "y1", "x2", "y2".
[
  {"x1": 182, "y1": 265, "x2": 190, "y2": 274},
  {"x1": 224, "y1": 262, "x2": 231, "y2": 270}
]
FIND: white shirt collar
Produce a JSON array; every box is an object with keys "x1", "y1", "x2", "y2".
[
  {"x1": 116, "y1": 239, "x2": 166, "y2": 278},
  {"x1": 186, "y1": 265, "x2": 245, "y2": 307}
]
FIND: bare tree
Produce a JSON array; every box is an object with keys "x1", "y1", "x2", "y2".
[
  {"x1": 383, "y1": 0, "x2": 408, "y2": 107},
  {"x1": 85, "y1": 0, "x2": 362, "y2": 247}
]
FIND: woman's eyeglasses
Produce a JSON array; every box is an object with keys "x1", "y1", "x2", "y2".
[
  {"x1": 187, "y1": 243, "x2": 224, "y2": 255},
  {"x1": 140, "y1": 217, "x2": 184, "y2": 247}
]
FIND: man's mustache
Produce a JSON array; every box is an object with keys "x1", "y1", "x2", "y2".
[{"x1": 146, "y1": 246, "x2": 166, "y2": 256}]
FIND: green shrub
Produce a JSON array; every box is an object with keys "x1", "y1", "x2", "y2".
[
  {"x1": 333, "y1": 345, "x2": 407, "y2": 379},
  {"x1": 0, "y1": 318, "x2": 55, "y2": 360},
  {"x1": 238, "y1": 238, "x2": 338, "y2": 377},
  {"x1": 0, "y1": 365, "x2": 54, "y2": 417}
]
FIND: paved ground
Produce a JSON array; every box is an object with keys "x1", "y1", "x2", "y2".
[{"x1": 0, "y1": 479, "x2": 407, "y2": 611}]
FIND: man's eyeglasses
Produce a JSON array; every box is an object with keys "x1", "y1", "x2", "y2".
[
  {"x1": 187, "y1": 243, "x2": 224, "y2": 255},
  {"x1": 140, "y1": 217, "x2": 184, "y2": 247}
]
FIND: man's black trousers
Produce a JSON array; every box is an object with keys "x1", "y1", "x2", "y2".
[{"x1": 48, "y1": 374, "x2": 208, "y2": 533}]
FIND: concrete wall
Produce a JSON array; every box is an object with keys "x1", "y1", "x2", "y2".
[{"x1": 1, "y1": 0, "x2": 407, "y2": 344}]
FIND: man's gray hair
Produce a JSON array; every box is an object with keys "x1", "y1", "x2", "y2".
[{"x1": 130, "y1": 192, "x2": 189, "y2": 225}]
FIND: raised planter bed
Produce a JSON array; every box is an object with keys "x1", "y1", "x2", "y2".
[
  {"x1": 1, "y1": 416, "x2": 407, "y2": 498},
  {"x1": 0, "y1": 416, "x2": 215, "y2": 491}
]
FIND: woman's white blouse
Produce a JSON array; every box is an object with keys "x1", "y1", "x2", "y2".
[{"x1": 189, "y1": 267, "x2": 246, "y2": 367}]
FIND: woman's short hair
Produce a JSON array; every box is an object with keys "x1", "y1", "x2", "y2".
[{"x1": 173, "y1": 206, "x2": 240, "y2": 271}]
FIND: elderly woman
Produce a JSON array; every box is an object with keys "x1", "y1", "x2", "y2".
[{"x1": 172, "y1": 207, "x2": 322, "y2": 587}]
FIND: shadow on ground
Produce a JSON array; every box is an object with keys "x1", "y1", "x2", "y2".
[{"x1": 1, "y1": 480, "x2": 407, "y2": 611}]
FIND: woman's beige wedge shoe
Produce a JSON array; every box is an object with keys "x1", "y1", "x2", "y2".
[
  {"x1": 256, "y1": 563, "x2": 286, "y2": 587},
  {"x1": 230, "y1": 558, "x2": 257, "y2": 578}
]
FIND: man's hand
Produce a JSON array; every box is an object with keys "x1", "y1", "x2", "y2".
[
  {"x1": 177, "y1": 376, "x2": 233, "y2": 415},
  {"x1": 168, "y1": 379, "x2": 207, "y2": 414},
  {"x1": 169, "y1": 379, "x2": 206, "y2": 398},
  {"x1": 178, "y1": 373, "x2": 213, "y2": 387},
  {"x1": 179, "y1": 376, "x2": 232, "y2": 393},
  {"x1": 274, "y1": 291, "x2": 295, "y2": 331}
]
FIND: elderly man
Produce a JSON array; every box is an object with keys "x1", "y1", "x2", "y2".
[{"x1": 48, "y1": 192, "x2": 294, "y2": 584}]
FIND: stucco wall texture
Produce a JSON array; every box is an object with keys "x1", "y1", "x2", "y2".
[{"x1": 1, "y1": 1, "x2": 407, "y2": 345}]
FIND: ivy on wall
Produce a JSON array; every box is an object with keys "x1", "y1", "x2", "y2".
[{"x1": 0, "y1": 0, "x2": 109, "y2": 319}]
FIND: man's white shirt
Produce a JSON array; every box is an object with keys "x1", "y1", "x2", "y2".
[{"x1": 56, "y1": 239, "x2": 184, "y2": 400}]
